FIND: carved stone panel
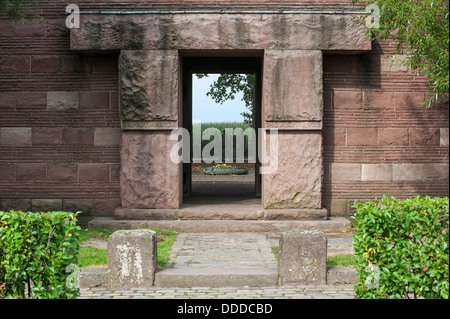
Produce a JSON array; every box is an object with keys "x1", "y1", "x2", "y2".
[
  {"x1": 263, "y1": 50, "x2": 323, "y2": 125},
  {"x1": 119, "y1": 50, "x2": 178, "y2": 130}
]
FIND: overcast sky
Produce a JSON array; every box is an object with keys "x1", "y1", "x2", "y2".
[{"x1": 192, "y1": 74, "x2": 246, "y2": 123}]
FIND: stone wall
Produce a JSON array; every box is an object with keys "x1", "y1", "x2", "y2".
[{"x1": 0, "y1": 1, "x2": 448, "y2": 220}]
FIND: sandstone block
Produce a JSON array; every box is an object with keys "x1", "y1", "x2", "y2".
[
  {"x1": 380, "y1": 55, "x2": 410, "y2": 73},
  {"x1": 361, "y1": 164, "x2": 392, "y2": 181},
  {"x1": 0, "y1": 92, "x2": 15, "y2": 109},
  {"x1": 330, "y1": 163, "x2": 361, "y2": 182},
  {"x1": 333, "y1": 91, "x2": 363, "y2": 109},
  {"x1": 363, "y1": 92, "x2": 394, "y2": 109},
  {"x1": 71, "y1": 14, "x2": 370, "y2": 51},
  {"x1": 263, "y1": 50, "x2": 322, "y2": 123},
  {"x1": 32, "y1": 127, "x2": 63, "y2": 145},
  {"x1": 0, "y1": 55, "x2": 30, "y2": 73},
  {"x1": 347, "y1": 128, "x2": 377, "y2": 146},
  {"x1": 262, "y1": 131, "x2": 323, "y2": 209},
  {"x1": 0, "y1": 164, "x2": 14, "y2": 181},
  {"x1": 392, "y1": 164, "x2": 424, "y2": 181},
  {"x1": 63, "y1": 128, "x2": 94, "y2": 145},
  {"x1": 395, "y1": 92, "x2": 424, "y2": 109},
  {"x1": 47, "y1": 163, "x2": 78, "y2": 182},
  {"x1": 78, "y1": 164, "x2": 109, "y2": 182},
  {"x1": 423, "y1": 163, "x2": 449, "y2": 181},
  {"x1": 79, "y1": 91, "x2": 110, "y2": 109},
  {"x1": 108, "y1": 229, "x2": 157, "y2": 288},
  {"x1": 119, "y1": 50, "x2": 178, "y2": 129},
  {"x1": 31, "y1": 55, "x2": 60, "y2": 73},
  {"x1": 32, "y1": 199, "x2": 63, "y2": 212},
  {"x1": 0, "y1": 127, "x2": 31, "y2": 145},
  {"x1": 94, "y1": 127, "x2": 121, "y2": 146},
  {"x1": 47, "y1": 91, "x2": 79, "y2": 110},
  {"x1": 440, "y1": 128, "x2": 449, "y2": 147},
  {"x1": 16, "y1": 92, "x2": 47, "y2": 109},
  {"x1": 278, "y1": 230, "x2": 327, "y2": 285},
  {"x1": 120, "y1": 131, "x2": 180, "y2": 209},
  {"x1": 378, "y1": 128, "x2": 409, "y2": 146},
  {"x1": 409, "y1": 128, "x2": 440, "y2": 146}
]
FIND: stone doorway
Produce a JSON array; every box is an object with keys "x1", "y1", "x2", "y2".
[
  {"x1": 181, "y1": 54, "x2": 263, "y2": 205},
  {"x1": 70, "y1": 11, "x2": 371, "y2": 219}
]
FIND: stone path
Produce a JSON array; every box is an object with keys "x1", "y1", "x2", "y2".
[{"x1": 78, "y1": 232, "x2": 356, "y2": 299}]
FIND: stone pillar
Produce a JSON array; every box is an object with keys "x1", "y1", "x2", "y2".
[
  {"x1": 262, "y1": 50, "x2": 324, "y2": 210},
  {"x1": 108, "y1": 229, "x2": 157, "y2": 288},
  {"x1": 278, "y1": 230, "x2": 327, "y2": 285},
  {"x1": 118, "y1": 49, "x2": 181, "y2": 209}
]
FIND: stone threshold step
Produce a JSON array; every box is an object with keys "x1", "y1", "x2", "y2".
[
  {"x1": 114, "y1": 207, "x2": 328, "y2": 221},
  {"x1": 154, "y1": 267, "x2": 279, "y2": 288},
  {"x1": 88, "y1": 217, "x2": 352, "y2": 235}
]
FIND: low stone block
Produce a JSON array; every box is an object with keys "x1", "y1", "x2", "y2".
[
  {"x1": 108, "y1": 229, "x2": 157, "y2": 288},
  {"x1": 440, "y1": 128, "x2": 449, "y2": 147},
  {"x1": 47, "y1": 91, "x2": 79, "y2": 110},
  {"x1": 278, "y1": 230, "x2": 327, "y2": 285},
  {"x1": 31, "y1": 198, "x2": 63, "y2": 212},
  {"x1": 0, "y1": 127, "x2": 31, "y2": 145},
  {"x1": 361, "y1": 164, "x2": 392, "y2": 181},
  {"x1": 393, "y1": 163, "x2": 424, "y2": 181},
  {"x1": 94, "y1": 127, "x2": 121, "y2": 146}
]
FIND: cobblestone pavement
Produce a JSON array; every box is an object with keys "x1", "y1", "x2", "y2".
[
  {"x1": 168, "y1": 233, "x2": 277, "y2": 269},
  {"x1": 79, "y1": 285, "x2": 356, "y2": 299}
]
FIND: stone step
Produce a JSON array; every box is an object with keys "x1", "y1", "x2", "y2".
[
  {"x1": 154, "y1": 267, "x2": 279, "y2": 288},
  {"x1": 87, "y1": 217, "x2": 352, "y2": 236}
]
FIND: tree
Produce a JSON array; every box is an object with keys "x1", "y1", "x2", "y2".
[
  {"x1": 196, "y1": 73, "x2": 256, "y2": 125},
  {"x1": 0, "y1": 0, "x2": 44, "y2": 23},
  {"x1": 353, "y1": 0, "x2": 449, "y2": 107}
]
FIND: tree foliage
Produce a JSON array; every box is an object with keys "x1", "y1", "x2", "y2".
[
  {"x1": 353, "y1": 0, "x2": 449, "y2": 106},
  {"x1": 196, "y1": 73, "x2": 256, "y2": 125},
  {"x1": 0, "y1": 0, "x2": 44, "y2": 23}
]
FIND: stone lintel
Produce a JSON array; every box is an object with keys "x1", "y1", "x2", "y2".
[{"x1": 71, "y1": 14, "x2": 371, "y2": 52}]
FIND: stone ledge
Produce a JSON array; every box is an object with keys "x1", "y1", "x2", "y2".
[
  {"x1": 114, "y1": 207, "x2": 328, "y2": 221},
  {"x1": 88, "y1": 217, "x2": 351, "y2": 235},
  {"x1": 154, "y1": 267, "x2": 278, "y2": 288}
]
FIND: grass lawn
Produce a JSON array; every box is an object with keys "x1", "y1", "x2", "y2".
[{"x1": 77, "y1": 228, "x2": 178, "y2": 269}]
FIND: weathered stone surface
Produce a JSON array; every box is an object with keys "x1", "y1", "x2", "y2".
[
  {"x1": 262, "y1": 131, "x2": 323, "y2": 209},
  {"x1": 441, "y1": 128, "x2": 449, "y2": 146},
  {"x1": 108, "y1": 229, "x2": 157, "y2": 288},
  {"x1": 263, "y1": 50, "x2": 322, "y2": 124},
  {"x1": 393, "y1": 163, "x2": 424, "y2": 181},
  {"x1": 47, "y1": 91, "x2": 79, "y2": 110},
  {"x1": 0, "y1": 127, "x2": 31, "y2": 145},
  {"x1": 278, "y1": 230, "x2": 327, "y2": 285},
  {"x1": 120, "y1": 131, "x2": 180, "y2": 209},
  {"x1": 31, "y1": 199, "x2": 63, "y2": 212},
  {"x1": 361, "y1": 164, "x2": 392, "y2": 181},
  {"x1": 119, "y1": 50, "x2": 178, "y2": 129},
  {"x1": 94, "y1": 127, "x2": 121, "y2": 146},
  {"x1": 71, "y1": 14, "x2": 371, "y2": 51}
]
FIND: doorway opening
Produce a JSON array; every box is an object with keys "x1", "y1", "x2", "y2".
[{"x1": 181, "y1": 54, "x2": 263, "y2": 207}]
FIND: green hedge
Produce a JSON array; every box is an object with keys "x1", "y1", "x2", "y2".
[
  {"x1": 0, "y1": 211, "x2": 81, "y2": 299},
  {"x1": 352, "y1": 196, "x2": 449, "y2": 299}
]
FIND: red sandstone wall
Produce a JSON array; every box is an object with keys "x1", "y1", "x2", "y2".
[{"x1": 0, "y1": 1, "x2": 448, "y2": 220}]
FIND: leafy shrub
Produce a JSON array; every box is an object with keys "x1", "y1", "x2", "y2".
[
  {"x1": 352, "y1": 196, "x2": 449, "y2": 299},
  {"x1": 0, "y1": 210, "x2": 81, "y2": 299}
]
